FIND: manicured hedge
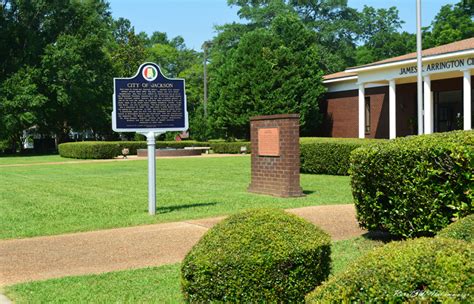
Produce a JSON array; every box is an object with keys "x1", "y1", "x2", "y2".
[
  {"x1": 306, "y1": 237, "x2": 473, "y2": 303},
  {"x1": 437, "y1": 214, "x2": 474, "y2": 243},
  {"x1": 58, "y1": 142, "x2": 121, "y2": 159},
  {"x1": 300, "y1": 137, "x2": 384, "y2": 175},
  {"x1": 350, "y1": 130, "x2": 474, "y2": 237},
  {"x1": 209, "y1": 141, "x2": 251, "y2": 154},
  {"x1": 59, "y1": 141, "x2": 208, "y2": 159},
  {"x1": 181, "y1": 209, "x2": 331, "y2": 303}
]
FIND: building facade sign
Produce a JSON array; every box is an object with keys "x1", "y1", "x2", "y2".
[
  {"x1": 357, "y1": 54, "x2": 474, "y2": 84},
  {"x1": 400, "y1": 58, "x2": 474, "y2": 75}
]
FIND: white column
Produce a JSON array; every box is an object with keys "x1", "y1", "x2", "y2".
[
  {"x1": 463, "y1": 69, "x2": 472, "y2": 130},
  {"x1": 389, "y1": 79, "x2": 396, "y2": 139},
  {"x1": 358, "y1": 83, "x2": 365, "y2": 138},
  {"x1": 423, "y1": 75, "x2": 433, "y2": 134}
]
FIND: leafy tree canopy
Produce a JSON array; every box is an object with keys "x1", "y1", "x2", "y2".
[
  {"x1": 209, "y1": 13, "x2": 325, "y2": 138},
  {"x1": 424, "y1": 0, "x2": 474, "y2": 48},
  {"x1": 355, "y1": 6, "x2": 415, "y2": 65},
  {"x1": 0, "y1": 67, "x2": 46, "y2": 150}
]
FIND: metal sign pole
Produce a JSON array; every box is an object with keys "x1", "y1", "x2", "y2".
[
  {"x1": 416, "y1": 0, "x2": 423, "y2": 135},
  {"x1": 146, "y1": 131, "x2": 156, "y2": 215}
]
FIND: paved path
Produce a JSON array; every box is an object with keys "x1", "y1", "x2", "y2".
[
  {"x1": 0, "y1": 204, "x2": 364, "y2": 286},
  {"x1": 0, "y1": 294, "x2": 12, "y2": 304}
]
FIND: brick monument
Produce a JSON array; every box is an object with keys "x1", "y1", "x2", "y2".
[{"x1": 248, "y1": 114, "x2": 304, "y2": 197}]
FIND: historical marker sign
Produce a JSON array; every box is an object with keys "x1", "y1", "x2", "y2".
[
  {"x1": 112, "y1": 62, "x2": 188, "y2": 215},
  {"x1": 112, "y1": 62, "x2": 188, "y2": 132},
  {"x1": 258, "y1": 128, "x2": 280, "y2": 156}
]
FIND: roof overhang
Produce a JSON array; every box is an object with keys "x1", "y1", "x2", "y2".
[{"x1": 322, "y1": 75, "x2": 358, "y2": 84}]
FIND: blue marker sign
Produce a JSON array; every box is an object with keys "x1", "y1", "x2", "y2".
[{"x1": 112, "y1": 62, "x2": 188, "y2": 132}]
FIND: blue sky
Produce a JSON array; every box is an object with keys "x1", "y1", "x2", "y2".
[{"x1": 108, "y1": 0, "x2": 458, "y2": 51}]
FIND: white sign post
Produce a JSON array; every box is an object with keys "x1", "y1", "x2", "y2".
[
  {"x1": 143, "y1": 131, "x2": 160, "y2": 215},
  {"x1": 113, "y1": 63, "x2": 188, "y2": 215}
]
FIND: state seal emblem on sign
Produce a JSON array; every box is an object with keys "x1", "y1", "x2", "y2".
[{"x1": 142, "y1": 65, "x2": 158, "y2": 81}]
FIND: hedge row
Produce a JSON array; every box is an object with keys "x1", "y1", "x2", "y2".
[
  {"x1": 58, "y1": 138, "x2": 385, "y2": 177},
  {"x1": 306, "y1": 237, "x2": 473, "y2": 303},
  {"x1": 350, "y1": 130, "x2": 474, "y2": 237},
  {"x1": 437, "y1": 214, "x2": 474, "y2": 243},
  {"x1": 209, "y1": 139, "x2": 384, "y2": 163},
  {"x1": 58, "y1": 141, "x2": 208, "y2": 159},
  {"x1": 58, "y1": 142, "x2": 120, "y2": 159},
  {"x1": 209, "y1": 141, "x2": 251, "y2": 154},
  {"x1": 181, "y1": 209, "x2": 331, "y2": 303},
  {"x1": 300, "y1": 137, "x2": 384, "y2": 175}
]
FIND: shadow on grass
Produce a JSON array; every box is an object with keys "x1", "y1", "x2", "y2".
[
  {"x1": 362, "y1": 230, "x2": 404, "y2": 243},
  {"x1": 0, "y1": 152, "x2": 59, "y2": 157},
  {"x1": 156, "y1": 202, "x2": 218, "y2": 214},
  {"x1": 303, "y1": 190, "x2": 315, "y2": 195}
]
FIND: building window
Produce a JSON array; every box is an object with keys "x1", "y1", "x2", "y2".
[{"x1": 365, "y1": 97, "x2": 370, "y2": 134}]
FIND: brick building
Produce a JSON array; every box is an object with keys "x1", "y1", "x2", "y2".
[{"x1": 320, "y1": 38, "x2": 473, "y2": 139}]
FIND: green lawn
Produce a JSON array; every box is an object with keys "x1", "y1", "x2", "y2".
[
  {"x1": 331, "y1": 235, "x2": 386, "y2": 274},
  {"x1": 3, "y1": 237, "x2": 383, "y2": 303},
  {"x1": 0, "y1": 155, "x2": 81, "y2": 165},
  {"x1": 3, "y1": 264, "x2": 183, "y2": 304},
  {"x1": 0, "y1": 156, "x2": 352, "y2": 239}
]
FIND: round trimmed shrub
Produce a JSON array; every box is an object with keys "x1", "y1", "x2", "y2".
[
  {"x1": 306, "y1": 237, "x2": 474, "y2": 303},
  {"x1": 437, "y1": 214, "x2": 474, "y2": 243},
  {"x1": 181, "y1": 209, "x2": 331, "y2": 303},
  {"x1": 350, "y1": 130, "x2": 473, "y2": 237}
]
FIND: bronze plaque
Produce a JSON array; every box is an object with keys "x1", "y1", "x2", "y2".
[{"x1": 258, "y1": 128, "x2": 280, "y2": 156}]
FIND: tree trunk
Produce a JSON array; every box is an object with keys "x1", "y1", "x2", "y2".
[{"x1": 54, "y1": 121, "x2": 71, "y2": 150}]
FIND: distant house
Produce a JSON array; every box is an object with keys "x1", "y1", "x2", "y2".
[{"x1": 321, "y1": 38, "x2": 473, "y2": 139}]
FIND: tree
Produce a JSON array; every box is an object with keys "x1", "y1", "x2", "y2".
[
  {"x1": 0, "y1": 0, "x2": 116, "y2": 146},
  {"x1": 110, "y1": 17, "x2": 147, "y2": 77},
  {"x1": 144, "y1": 34, "x2": 204, "y2": 139},
  {"x1": 148, "y1": 31, "x2": 169, "y2": 46},
  {"x1": 290, "y1": 0, "x2": 360, "y2": 70},
  {"x1": 179, "y1": 62, "x2": 211, "y2": 140},
  {"x1": 424, "y1": 0, "x2": 474, "y2": 48},
  {"x1": 36, "y1": 0, "x2": 114, "y2": 143},
  {"x1": 0, "y1": 67, "x2": 46, "y2": 151},
  {"x1": 39, "y1": 33, "x2": 114, "y2": 143},
  {"x1": 208, "y1": 13, "x2": 326, "y2": 139},
  {"x1": 355, "y1": 31, "x2": 416, "y2": 65},
  {"x1": 146, "y1": 35, "x2": 200, "y2": 78},
  {"x1": 227, "y1": 0, "x2": 360, "y2": 71},
  {"x1": 356, "y1": 6, "x2": 415, "y2": 64}
]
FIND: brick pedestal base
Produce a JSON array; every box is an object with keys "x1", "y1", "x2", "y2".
[{"x1": 247, "y1": 114, "x2": 304, "y2": 197}]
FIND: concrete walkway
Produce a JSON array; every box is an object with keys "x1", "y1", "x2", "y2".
[{"x1": 0, "y1": 204, "x2": 364, "y2": 286}]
